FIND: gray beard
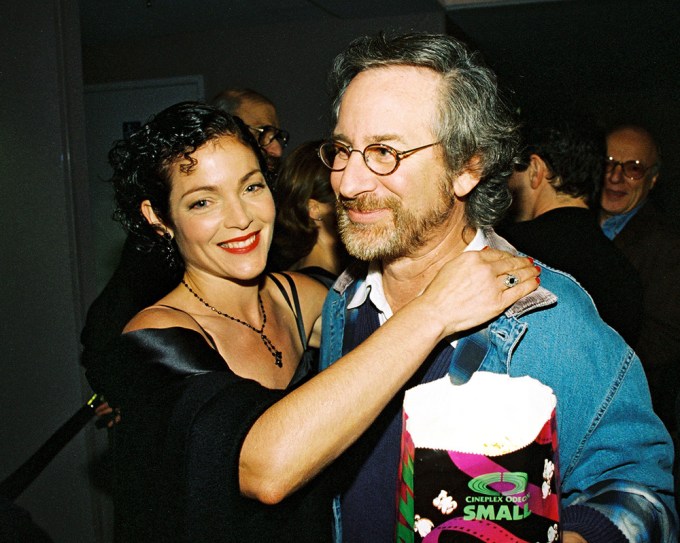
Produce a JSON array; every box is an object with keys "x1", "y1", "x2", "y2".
[{"x1": 336, "y1": 189, "x2": 454, "y2": 261}]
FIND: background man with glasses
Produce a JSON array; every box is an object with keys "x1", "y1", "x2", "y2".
[
  {"x1": 211, "y1": 87, "x2": 289, "y2": 173},
  {"x1": 496, "y1": 112, "x2": 643, "y2": 348},
  {"x1": 318, "y1": 33, "x2": 676, "y2": 543},
  {"x1": 599, "y1": 124, "x2": 680, "y2": 444}
]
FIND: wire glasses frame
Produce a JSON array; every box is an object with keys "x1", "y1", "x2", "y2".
[
  {"x1": 247, "y1": 125, "x2": 290, "y2": 149},
  {"x1": 318, "y1": 140, "x2": 440, "y2": 176},
  {"x1": 605, "y1": 157, "x2": 658, "y2": 181}
]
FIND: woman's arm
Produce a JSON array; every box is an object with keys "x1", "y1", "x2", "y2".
[{"x1": 240, "y1": 249, "x2": 539, "y2": 503}]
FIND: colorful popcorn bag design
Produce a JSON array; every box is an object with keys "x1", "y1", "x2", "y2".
[{"x1": 397, "y1": 372, "x2": 560, "y2": 543}]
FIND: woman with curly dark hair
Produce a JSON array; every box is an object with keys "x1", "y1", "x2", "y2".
[
  {"x1": 88, "y1": 101, "x2": 538, "y2": 542},
  {"x1": 269, "y1": 140, "x2": 348, "y2": 286}
]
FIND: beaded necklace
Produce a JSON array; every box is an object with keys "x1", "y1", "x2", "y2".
[{"x1": 181, "y1": 280, "x2": 283, "y2": 368}]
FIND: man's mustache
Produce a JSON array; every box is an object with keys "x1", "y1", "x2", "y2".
[{"x1": 338, "y1": 195, "x2": 400, "y2": 213}]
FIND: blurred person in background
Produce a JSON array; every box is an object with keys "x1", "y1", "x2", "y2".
[{"x1": 269, "y1": 140, "x2": 349, "y2": 287}]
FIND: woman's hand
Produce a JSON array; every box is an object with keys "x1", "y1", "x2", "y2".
[
  {"x1": 417, "y1": 248, "x2": 540, "y2": 340},
  {"x1": 94, "y1": 401, "x2": 121, "y2": 429}
]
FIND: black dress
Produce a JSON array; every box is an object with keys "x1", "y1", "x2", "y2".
[{"x1": 89, "y1": 280, "x2": 333, "y2": 542}]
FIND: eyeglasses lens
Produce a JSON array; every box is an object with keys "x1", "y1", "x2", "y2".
[
  {"x1": 319, "y1": 142, "x2": 398, "y2": 175},
  {"x1": 625, "y1": 163, "x2": 646, "y2": 179},
  {"x1": 606, "y1": 159, "x2": 647, "y2": 180},
  {"x1": 319, "y1": 142, "x2": 344, "y2": 170},
  {"x1": 364, "y1": 145, "x2": 397, "y2": 174},
  {"x1": 258, "y1": 127, "x2": 289, "y2": 148}
]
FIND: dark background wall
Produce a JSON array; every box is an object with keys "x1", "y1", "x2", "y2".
[
  {"x1": 80, "y1": 5, "x2": 446, "y2": 154},
  {"x1": 0, "y1": 1, "x2": 105, "y2": 541},
  {"x1": 2, "y1": 0, "x2": 678, "y2": 541}
]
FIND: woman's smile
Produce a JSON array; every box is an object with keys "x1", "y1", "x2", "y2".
[{"x1": 219, "y1": 231, "x2": 261, "y2": 254}]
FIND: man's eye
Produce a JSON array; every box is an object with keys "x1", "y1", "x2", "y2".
[{"x1": 334, "y1": 146, "x2": 350, "y2": 160}]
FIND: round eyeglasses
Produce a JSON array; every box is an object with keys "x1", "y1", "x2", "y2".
[
  {"x1": 248, "y1": 125, "x2": 290, "y2": 149},
  {"x1": 605, "y1": 157, "x2": 657, "y2": 181},
  {"x1": 318, "y1": 140, "x2": 440, "y2": 176}
]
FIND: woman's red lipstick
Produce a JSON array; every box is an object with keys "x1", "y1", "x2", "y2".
[{"x1": 219, "y1": 232, "x2": 260, "y2": 254}]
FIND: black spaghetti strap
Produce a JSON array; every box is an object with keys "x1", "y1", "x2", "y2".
[
  {"x1": 155, "y1": 304, "x2": 219, "y2": 351},
  {"x1": 268, "y1": 275, "x2": 294, "y2": 312},
  {"x1": 268, "y1": 273, "x2": 308, "y2": 350}
]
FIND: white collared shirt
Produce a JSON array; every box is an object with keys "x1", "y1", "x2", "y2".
[{"x1": 346, "y1": 228, "x2": 487, "y2": 346}]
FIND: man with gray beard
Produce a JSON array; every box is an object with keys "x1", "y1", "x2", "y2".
[{"x1": 318, "y1": 32, "x2": 676, "y2": 543}]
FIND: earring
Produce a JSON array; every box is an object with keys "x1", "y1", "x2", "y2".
[{"x1": 152, "y1": 222, "x2": 173, "y2": 240}]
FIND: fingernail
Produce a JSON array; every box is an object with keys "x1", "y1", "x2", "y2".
[
  {"x1": 481, "y1": 245, "x2": 489, "y2": 251},
  {"x1": 534, "y1": 265, "x2": 541, "y2": 273},
  {"x1": 527, "y1": 257, "x2": 534, "y2": 265},
  {"x1": 535, "y1": 277, "x2": 541, "y2": 284}
]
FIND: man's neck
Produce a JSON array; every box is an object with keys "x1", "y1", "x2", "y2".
[
  {"x1": 381, "y1": 220, "x2": 476, "y2": 312},
  {"x1": 533, "y1": 192, "x2": 589, "y2": 220}
]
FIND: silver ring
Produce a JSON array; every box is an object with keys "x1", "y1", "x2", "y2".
[{"x1": 504, "y1": 273, "x2": 519, "y2": 288}]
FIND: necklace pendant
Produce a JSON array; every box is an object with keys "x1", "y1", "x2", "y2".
[{"x1": 274, "y1": 351, "x2": 283, "y2": 368}]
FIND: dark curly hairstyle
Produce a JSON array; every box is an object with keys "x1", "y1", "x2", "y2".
[
  {"x1": 514, "y1": 111, "x2": 605, "y2": 204},
  {"x1": 108, "y1": 101, "x2": 267, "y2": 270},
  {"x1": 327, "y1": 32, "x2": 519, "y2": 227},
  {"x1": 268, "y1": 140, "x2": 335, "y2": 270}
]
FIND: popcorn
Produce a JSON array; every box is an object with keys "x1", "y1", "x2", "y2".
[{"x1": 403, "y1": 371, "x2": 557, "y2": 456}]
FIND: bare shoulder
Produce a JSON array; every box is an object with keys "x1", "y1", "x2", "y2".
[{"x1": 122, "y1": 305, "x2": 203, "y2": 335}]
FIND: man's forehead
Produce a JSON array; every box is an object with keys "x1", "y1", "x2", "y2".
[
  {"x1": 607, "y1": 128, "x2": 657, "y2": 161},
  {"x1": 335, "y1": 65, "x2": 441, "y2": 142},
  {"x1": 607, "y1": 128, "x2": 655, "y2": 150},
  {"x1": 234, "y1": 99, "x2": 278, "y2": 128}
]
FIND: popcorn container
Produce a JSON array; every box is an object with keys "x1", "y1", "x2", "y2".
[{"x1": 396, "y1": 372, "x2": 560, "y2": 543}]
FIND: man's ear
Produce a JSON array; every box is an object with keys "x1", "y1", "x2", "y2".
[
  {"x1": 649, "y1": 171, "x2": 659, "y2": 190},
  {"x1": 528, "y1": 154, "x2": 547, "y2": 190},
  {"x1": 141, "y1": 200, "x2": 174, "y2": 238},
  {"x1": 452, "y1": 156, "x2": 482, "y2": 198}
]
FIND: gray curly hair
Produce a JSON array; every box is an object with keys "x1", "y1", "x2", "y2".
[{"x1": 328, "y1": 32, "x2": 519, "y2": 227}]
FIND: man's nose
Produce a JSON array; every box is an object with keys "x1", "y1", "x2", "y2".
[{"x1": 607, "y1": 161, "x2": 625, "y2": 184}]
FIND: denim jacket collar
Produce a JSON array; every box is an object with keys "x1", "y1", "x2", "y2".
[{"x1": 332, "y1": 227, "x2": 557, "y2": 320}]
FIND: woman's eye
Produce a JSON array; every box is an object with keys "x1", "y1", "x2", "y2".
[
  {"x1": 245, "y1": 182, "x2": 266, "y2": 193},
  {"x1": 190, "y1": 199, "x2": 208, "y2": 209}
]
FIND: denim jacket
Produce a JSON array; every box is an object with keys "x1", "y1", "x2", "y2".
[{"x1": 320, "y1": 229, "x2": 677, "y2": 543}]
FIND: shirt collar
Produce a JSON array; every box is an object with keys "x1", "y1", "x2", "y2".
[
  {"x1": 601, "y1": 200, "x2": 646, "y2": 240},
  {"x1": 347, "y1": 228, "x2": 488, "y2": 315}
]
